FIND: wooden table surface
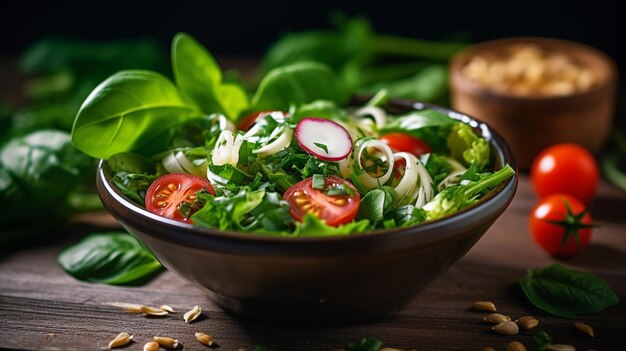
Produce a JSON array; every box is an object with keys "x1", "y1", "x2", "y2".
[{"x1": 1, "y1": 175, "x2": 625, "y2": 351}]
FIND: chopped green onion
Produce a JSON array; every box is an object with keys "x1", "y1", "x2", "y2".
[
  {"x1": 312, "y1": 174, "x2": 325, "y2": 190},
  {"x1": 313, "y1": 142, "x2": 329, "y2": 154}
]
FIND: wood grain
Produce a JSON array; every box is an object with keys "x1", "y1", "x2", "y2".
[{"x1": 1, "y1": 177, "x2": 625, "y2": 351}]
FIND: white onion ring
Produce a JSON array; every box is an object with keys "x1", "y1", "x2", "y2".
[
  {"x1": 217, "y1": 114, "x2": 236, "y2": 132},
  {"x1": 415, "y1": 159, "x2": 434, "y2": 208},
  {"x1": 353, "y1": 139, "x2": 395, "y2": 190},
  {"x1": 253, "y1": 126, "x2": 293, "y2": 156},
  {"x1": 212, "y1": 130, "x2": 244, "y2": 166},
  {"x1": 354, "y1": 106, "x2": 387, "y2": 130},
  {"x1": 393, "y1": 152, "x2": 420, "y2": 206}
]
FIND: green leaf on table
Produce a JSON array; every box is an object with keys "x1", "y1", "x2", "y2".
[
  {"x1": 58, "y1": 232, "x2": 163, "y2": 285},
  {"x1": 71, "y1": 70, "x2": 202, "y2": 159},
  {"x1": 172, "y1": 32, "x2": 249, "y2": 120},
  {"x1": 519, "y1": 264, "x2": 619, "y2": 318},
  {"x1": 252, "y1": 62, "x2": 349, "y2": 111},
  {"x1": 346, "y1": 337, "x2": 384, "y2": 351}
]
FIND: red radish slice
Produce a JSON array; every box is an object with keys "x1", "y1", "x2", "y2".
[{"x1": 295, "y1": 118, "x2": 353, "y2": 161}]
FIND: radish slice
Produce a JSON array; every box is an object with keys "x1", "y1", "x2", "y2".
[{"x1": 295, "y1": 118, "x2": 353, "y2": 161}]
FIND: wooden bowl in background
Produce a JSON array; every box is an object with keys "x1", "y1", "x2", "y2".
[{"x1": 450, "y1": 37, "x2": 617, "y2": 169}]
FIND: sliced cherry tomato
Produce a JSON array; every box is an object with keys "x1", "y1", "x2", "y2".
[
  {"x1": 380, "y1": 133, "x2": 431, "y2": 156},
  {"x1": 283, "y1": 175, "x2": 360, "y2": 226},
  {"x1": 529, "y1": 194, "x2": 594, "y2": 257},
  {"x1": 145, "y1": 174, "x2": 215, "y2": 224},
  {"x1": 531, "y1": 143, "x2": 599, "y2": 204}
]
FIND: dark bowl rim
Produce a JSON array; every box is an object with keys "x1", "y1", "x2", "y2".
[
  {"x1": 97, "y1": 99, "x2": 518, "y2": 244},
  {"x1": 449, "y1": 36, "x2": 618, "y2": 102}
]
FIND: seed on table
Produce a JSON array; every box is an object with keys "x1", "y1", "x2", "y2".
[
  {"x1": 546, "y1": 345, "x2": 576, "y2": 351},
  {"x1": 184, "y1": 305, "x2": 202, "y2": 323},
  {"x1": 154, "y1": 336, "x2": 179, "y2": 349},
  {"x1": 492, "y1": 321, "x2": 519, "y2": 335},
  {"x1": 143, "y1": 341, "x2": 160, "y2": 351},
  {"x1": 108, "y1": 332, "x2": 133, "y2": 349},
  {"x1": 484, "y1": 313, "x2": 511, "y2": 324},
  {"x1": 507, "y1": 341, "x2": 527, "y2": 351},
  {"x1": 195, "y1": 331, "x2": 213, "y2": 346},
  {"x1": 473, "y1": 301, "x2": 497, "y2": 312},
  {"x1": 159, "y1": 305, "x2": 176, "y2": 313},
  {"x1": 141, "y1": 305, "x2": 169, "y2": 316},
  {"x1": 123, "y1": 304, "x2": 144, "y2": 314},
  {"x1": 515, "y1": 316, "x2": 539, "y2": 330},
  {"x1": 574, "y1": 321, "x2": 594, "y2": 337}
]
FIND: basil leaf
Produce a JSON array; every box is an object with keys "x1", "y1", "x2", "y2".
[
  {"x1": 252, "y1": 62, "x2": 348, "y2": 111},
  {"x1": 172, "y1": 33, "x2": 249, "y2": 120},
  {"x1": 313, "y1": 142, "x2": 329, "y2": 154},
  {"x1": 357, "y1": 186, "x2": 396, "y2": 225},
  {"x1": 519, "y1": 264, "x2": 619, "y2": 318},
  {"x1": 58, "y1": 232, "x2": 163, "y2": 285},
  {"x1": 72, "y1": 70, "x2": 201, "y2": 159}
]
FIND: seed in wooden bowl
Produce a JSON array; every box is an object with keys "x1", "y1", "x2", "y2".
[
  {"x1": 492, "y1": 321, "x2": 519, "y2": 335},
  {"x1": 141, "y1": 305, "x2": 169, "y2": 316},
  {"x1": 546, "y1": 345, "x2": 576, "y2": 351},
  {"x1": 507, "y1": 341, "x2": 527, "y2": 351},
  {"x1": 154, "y1": 336, "x2": 179, "y2": 349},
  {"x1": 195, "y1": 331, "x2": 213, "y2": 346},
  {"x1": 515, "y1": 316, "x2": 539, "y2": 330},
  {"x1": 473, "y1": 301, "x2": 497, "y2": 312},
  {"x1": 484, "y1": 313, "x2": 511, "y2": 324},
  {"x1": 159, "y1": 305, "x2": 176, "y2": 313},
  {"x1": 574, "y1": 321, "x2": 594, "y2": 337},
  {"x1": 108, "y1": 332, "x2": 133, "y2": 349},
  {"x1": 143, "y1": 341, "x2": 160, "y2": 351},
  {"x1": 184, "y1": 305, "x2": 202, "y2": 323}
]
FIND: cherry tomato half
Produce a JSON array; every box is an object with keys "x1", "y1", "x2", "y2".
[
  {"x1": 283, "y1": 175, "x2": 360, "y2": 227},
  {"x1": 236, "y1": 110, "x2": 287, "y2": 131},
  {"x1": 380, "y1": 133, "x2": 431, "y2": 157},
  {"x1": 145, "y1": 174, "x2": 215, "y2": 223},
  {"x1": 529, "y1": 194, "x2": 593, "y2": 258},
  {"x1": 531, "y1": 143, "x2": 599, "y2": 204}
]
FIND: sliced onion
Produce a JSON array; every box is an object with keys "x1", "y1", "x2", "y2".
[
  {"x1": 207, "y1": 166, "x2": 229, "y2": 186},
  {"x1": 415, "y1": 159, "x2": 434, "y2": 208},
  {"x1": 162, "y1": 152, "x2": 185, "y2": 174},
  {"x1": 353, "y1": 106, "x2": 387, "y2": 130},
  {"x1": 438, "y1": 170, "x2": 465, "y2": 191},
  {"x1": 217, "y1": 114, "x2": 236, "y2": 132},
  {"x1": 161, "y1": 151, "x2": 207, "y2": 177},
  {"x1": 253, "y1": 126, "x2": 293, "y2": 156},
  {"x1": 212, "y1": 130, "x2": 244, "y2": 166},
  {"x1": 353, "y1": 139, "x2": 394, "y2": 190},
  {"x1": 393, "y1": 152, "x2": 420, "y2": 206},
  {"x1": 295, "y1": 118, "x2": 353, "y2": 161}
]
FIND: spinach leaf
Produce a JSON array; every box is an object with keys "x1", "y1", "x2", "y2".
[
  {"x1": 380, "y1": 109, "x2": 456, "y2": 152},
  {"x1": 290, "y1": 100, "x2": 348, "y2": 123},
  {"x1": 107, "y1": 153, "x2": 154, "y2": 174},
  {"x1": 111, "y1": 172, "x2": 156, "y2": 205},
  {"x1": 357, "y1": 186, "x2": 396, "y2": 225},
  {"x1": 172, "y1": 33, "x2": 249, "y2": 120},
  {"x1": 519, "y1": 264, "x2": 619, "y2": 318},
  {"x1": 386, "y1": 205, "x2": 426, "y2": 228},
  {"x1": 72, "y1": 70, "x2": 202, "y2": 159},
  {"x1": 361, "y1": 64, "x2": 448, "y2": 104},
  {"x1": 293, "y1": 214, "x2": 370, "y2": 237},
  {"x1": 252, "y1": 62, "x2": 349, "y2": 111},
  {"x1": 57, "y1": 232, "x2": 163, "y2": 285},
  {"x1": 0, "y1": 130, "x2": 92, "y2": 227}
]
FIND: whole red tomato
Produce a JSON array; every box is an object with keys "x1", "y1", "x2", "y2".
[
  {"x1": 529, "y1": 194, "x2": 593, "y2": 257},
  {"x1": 531, "y1": 143, "x2": 599, "y2": 204}
]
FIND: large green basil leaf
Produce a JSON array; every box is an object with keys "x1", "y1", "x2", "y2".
[
  {"x1": 0, "y1": 130, "x2": 92, "y2": 227},
  {"x1": 72, "y1": 70, "x2": 201, "y2": 159},
  {"x1": 58, "y1": 232, "x2": 163, "y2": 285},
  {"x1": 172, "y1": 32, "x2": 249, "y2": 120},
  {"x1": 252, "y1": 62, "x2": 348, "y2": 111},
  {"x1": 519, "y1": 264, "x2": 619, "y2": 318}
]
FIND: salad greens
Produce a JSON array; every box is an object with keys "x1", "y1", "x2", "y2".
[
  {"x1": 58, "y1": 232, "x2": 163, "y2": 285},
  {"x1": 70, "y1": 33, "x2": 514, "y2": 236}
]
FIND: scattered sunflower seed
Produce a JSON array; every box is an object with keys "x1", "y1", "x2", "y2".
[
  {"x1": 141, "y1": 305, "x2": 169, "y2": 316},
  {"x1": 124, "y1": 305, "x2": 144, "y2": 314},
  {"x1": 159, "y1": 305, "x2": 176, "y2": 313},
  {"x1": 195, "y1": 331, "x2": 213, "y2": 346},
  {"x1": 143, "y1": 341, "x2": 160, "y2": 351},
  {"x1": 184, "y1": 305, "x2": 202, "y2": 323},
  {"x1": 574, "y1": 321, "x2": 594, "y2": 337},
  {"x1": 546, "y1": 345, "x2": 576, "y2": 351},
  {"x1": 473, "y1": 301, "x2": 497, "y2": 312},
  {"x1": 154, "y1": 336, "x2": 179, "y2": 349},
  {"x1": 507, "y1": 341, "x2": 527, "y2": 351},
  {"x1": 484, "y1": 313, "x2": 511, "y2": 324},
  {"x1": 108, "y1": 332, "x2": 133, "y2": 349},
  {"x1": 515, "y1": 316, "x2": 539, "y2": 330},
  {"x1": 492, "y1": 321, "x2": 519, "y2": 335}
]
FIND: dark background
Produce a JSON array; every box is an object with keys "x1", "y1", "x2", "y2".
[
  {"x1": 1, "y1": 1, "x2": 621, "y2": 62},
  {"x1": 1, "y1": 0, "x2": 623, "y2": 121}
]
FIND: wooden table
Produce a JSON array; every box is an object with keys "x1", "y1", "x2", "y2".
[{"x1": 1, "y1": 175, "x2": 624, "y2": 351}]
